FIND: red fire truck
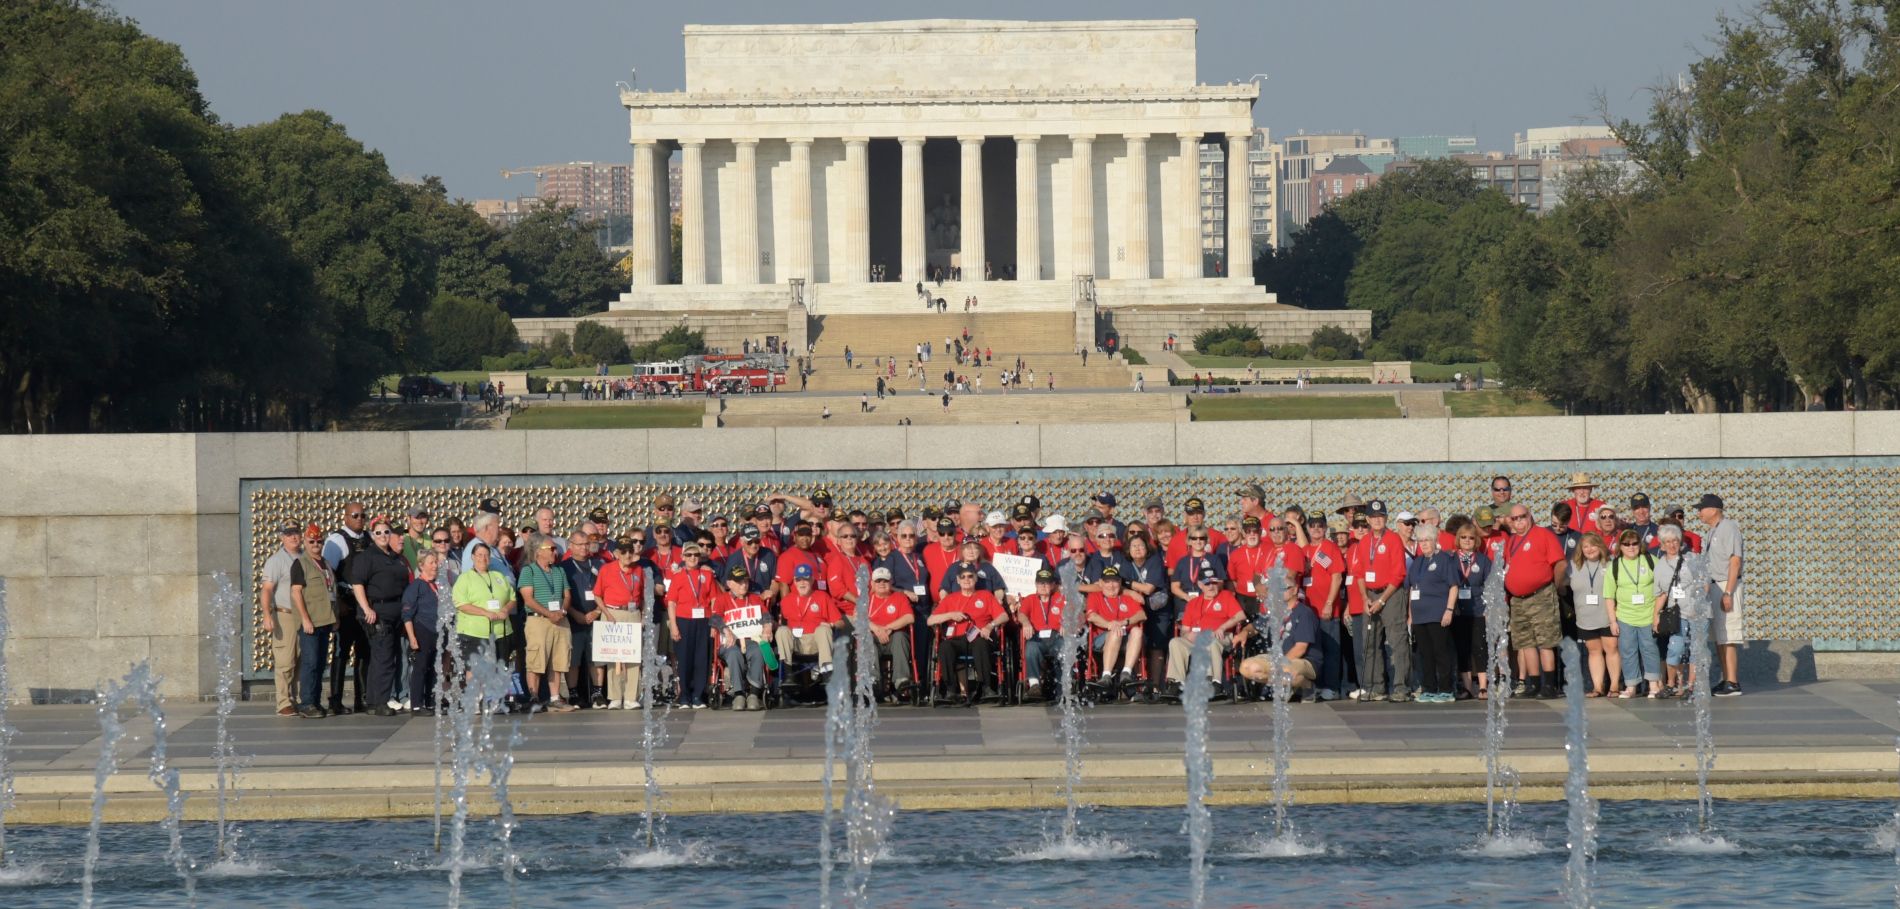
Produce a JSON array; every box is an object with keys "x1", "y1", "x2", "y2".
[{"x1": 631, "y1": 354, "x2": 785, "y2": 394}]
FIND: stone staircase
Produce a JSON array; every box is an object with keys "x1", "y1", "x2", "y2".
[
  {"x1": 810, "y1": 280, "x2": 1072, "y2": 314},
  {"x1": 803, "y1": 308, "x2": 1139, "y2": 391},
  {"x1": 1397, "y1": 390, "x2": 1449, "y2": 418},
  {"x1": 714, "y1": 390, "x2": 1186, "y2": 427}
]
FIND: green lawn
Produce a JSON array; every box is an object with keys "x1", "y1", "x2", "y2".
[
  {"x1": 1180, "y1": 354, "x2": 1370, "y2": 369},
  {"x1": 1190, "y1": 394, "x2": 1400, "y2": 421},
  {"x1": 381, "y1": 364, "x2": 637, "y2": 388},
  {"x1": 1444, "y1": 389, "x2": 1563, "y2": 418},
  {"x1": 1409, "y1": 361, "x2": 1497, "y2": 383},
  {"x1": 505, "y1": 404, "x2": 703, "y2": 430}
]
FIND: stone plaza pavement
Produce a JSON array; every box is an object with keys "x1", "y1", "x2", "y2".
[{"x1": 7, "y1": 679, "x2": 1899, "y2": 822}]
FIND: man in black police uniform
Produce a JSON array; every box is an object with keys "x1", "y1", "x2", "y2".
[
  {"x1": 322, "y1": 501, "x2": 372, "y2": 715},
  {"x1": 349, "y1": 517, "x2": 413, "y2": 717}
]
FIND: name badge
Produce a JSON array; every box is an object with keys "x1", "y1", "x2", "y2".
[
  {"x1": 912, "y1": 585, "x2": 927, "y2": 596},
  {"x1": 1458, "y1": 589, "x2": 1472, "y2": 600},
  {"x1": 1671, "y1": 585, "x2": 1685, "y2": 599},
  {"x1": 1243, "y1": 581, "x2": 1256, "y2": 593},
  {"x1": 1585, "y1": 595, "x2": 1599, "y2": 606},
  {"x1": 817, "y1": 580, "x2": 828, "y2": 591},
  {"x1": 1344, "y1": 575, "x2": 1355, "y2": 585},
  {"x1": 1038, "y1": 629, "x2": 1052, "y2": 639},
  {"x1": 1302, "y1": 576, "x2": 1314, "y2": 587},
  {"x1": 691, "y1": 608, "x2": 706, "y2": 620},
  {"x1": 1364, "y1": 572, "x2": 1378, "y2": 584},
  {"x1": 583, "y1": 591, "x2": 595, "y2": 601},
  {"x1": 792, "y1": 628, "x2": 805, "y2": 638},
  {"x1": 1409, "y1": 589, "x2": 1420, "y2": 601},
  {"x1": 1631, "y1": 593, "x2": 1646, "y2": 604},
  {"x1": 487, "y1": 599, "x2": 501, "y2": 610}
]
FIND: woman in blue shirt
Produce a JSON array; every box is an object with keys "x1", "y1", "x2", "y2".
[{"x1": 1405, "y1": 527, "x2": 1463, "y2": 703}]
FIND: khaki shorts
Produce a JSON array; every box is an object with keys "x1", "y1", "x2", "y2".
[
  {"x1": 1710, "y1": 579, "x2": 1747, "y2": 645},
  {"x1": 524, "y1": 614, "x2": 573, "y2": 673},
  {"x1": 1508, "y1": 585, "x2": 1562, "y2": 650},
  {"x1": 1285, "y1": 657, "x2": 1317, "y2": 685}
]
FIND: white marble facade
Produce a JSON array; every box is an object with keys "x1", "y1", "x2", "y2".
[{"x1": 617, "y1": 19, "x2": 1257, "y2": 308}]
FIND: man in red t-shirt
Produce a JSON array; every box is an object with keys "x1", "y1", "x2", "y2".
[
  {"x1": 772, "y1": 522, "x2": 823, "y2": 601},
  {"x1": 1165, "y1": 496, "x2": 1230, "y2": 566},
  {"x1": 1017, "y1": 568, "x2": 1070, "y2": 699},
  {"x1": 1302, "y1": 513, "x2": 1347, "y2": 700},
  {"x1": 1085, "y1": 566, "x2": 1146, "y2": 697},
  {"x1": 864, "y1": 568, "x2": 917, "y2": 699},
  {"x1": 1562, "y1": 473, "x2": 1605, "y2": 536},
  {"x1": 929, "y1": 566, "x2": 1005, "y2": 705},
  {"x1": 774, "y1": 564, "x2": 844, "y2": 680},
  {"x1": 1164, "y1": 568, "x2": 1246, "y2": 695},
  {"x1": 922, "y1": 517, "x2": 963, "y2": 604},
  {"x1": 1226, "y1": 517, "x2": 1272, "y2": 607},
  {"x1": 712, "y1": 565, "x2": 772, "y2": 710},
  {"x1": 1501, "y1": 503, "x2": 1569, "y2": 699},
  {"x1": 1352, "y1": 500, "x2": 1412, "y2": 701}
]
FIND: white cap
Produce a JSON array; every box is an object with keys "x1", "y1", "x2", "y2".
[
  {"x1": 1395, "y1": 510, "x2": 1416, "y2": 522},
  {"x1": 1041, "y1": 514, "x2": 1069, "y2": 533},
  {"x1": 871, "y1": 567, "x2": 893, "y2": 581},
  {"x1": 985, "y1": 510, "x2": 1008, "y2": 527}
]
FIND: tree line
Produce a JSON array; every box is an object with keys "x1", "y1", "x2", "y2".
[
  {"x1": 0, "y1": 1, "x2": 621, "y2": 433},
  {"x1": 1259, "y1": 0, "x2": 1900, "y2": 413}
]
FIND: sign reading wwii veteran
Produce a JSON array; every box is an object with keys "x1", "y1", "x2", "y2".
[
  {"x1": 592, "y1": 621, "x2": 645, "y2": 663},
  {"x1": 723, "y1": 602, "x2": 766, "y2": 641},
  {"x1": 993, "y1": 553, "x2": 1042, "y2": 599}
]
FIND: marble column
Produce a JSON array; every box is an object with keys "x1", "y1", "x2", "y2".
[
  {"x1": 679, "y1": 139, "x2": 706, "y2": 285},
  {"x1": 1015, "y1": 135, "x2": 1040, "y2": 281},
  {"x1": 1226, "y1": 130, "x2": 1252, "y2": 283},
  {"x1": 730, "y1": 138, "x2": 760, "y2": 285},
  {"x1": 843, "y1": 137, "x2": 870, "y2": 283},
  {"x1": 630, "y1": 139, "x2": 662, "y2": 286},
  {"x1": 786, "y1": 138, "x2": 813, "y2": 283},
  {"x1": 1070, "y1": 134, "x2": 1094, "y2": 277},
  {"x1": 900, "y1": 137, "x2": 926, "y2": 284},
  {"x1": 1175, "y1": 133, "x2": 1202, "y2": 279},
  {"x1": 959, "y1": 135, "x2": 985, "y2": 281},
  {"x1": 1124, "y1": 133, "x2": 1150, "y2": 280}
]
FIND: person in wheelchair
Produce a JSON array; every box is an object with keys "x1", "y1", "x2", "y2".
[
  {"x1": 1161, "y1": 567, "x2": 1246, "y2": 700},
  {"x1": 1085, "y1": 566, "x2": 1146, "y2": 701},
  {"x1": 1017, "y1": 568, "x2": 1071, "y2": 700},
  {"x1": 929, "y1": 566, "x2": 1006, "y2": 706},
  {"x1": 865, "y1": 567, "x2": 919, "y2": 703},
  {"x1": 712, "y1": 564, "x2": 772, "y2": 711},
  {"x1": 774, "y1": 563, "x2": 844, "y2": 683}
]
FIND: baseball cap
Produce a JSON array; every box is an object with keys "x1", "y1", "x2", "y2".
[
  {"x1": 1396, "y1": 510, "x2": 1416, "y2": 523},
  {"x1": 1365, "y1": 499, "x2": 1389, "y2": 517},
  {"x1": 792, "y1": 521, "x2": 815, "y2": 535},
  {"x1": 1240, "y1": 515, "x2": 1262, "y2": 531},
  {"x1": 1092, "y1": 492, "x2": 1117, "y2": 507},
  {"x1": 811, "y1": 487, "x2": 835, "y2": 505},
  {"x1": 478, "y1": 498, "x2": 502, "y2": 515},
  {"x1": 1630, "y1": 493, "x2": 1652, "y2": 510},
  {"x1": 1694, "y1": 493, "x2": 1724, "y2": 511},
  {"x1": 680, "y1": 542, "x2": 703, "y2": 556},
  {"x1": 1099, "y1": 565, "x2": 1122, "y2": 580},
  {"x1": 1197, "y1": 566, "x2": 1221, "y2": 583},
  {"x1": 1142, "y1": 496, "x2": 1166, "y2": 512},
  {"x1": 1042, "y1": 515, "x2": 1069, "y2": 533},
  {"x1": 614, "y1": 534, "x2": 636, "y2": 549},
  {"x1": 751, "y1": 503, "x2": 772, "y2": 518},
  {"x1": 740, "y1": 525, "x2": 762, "y2": 541},
  {"x1": 871, "y1": 567, "x2": 893, "y2": 581},
  {"x1": 1035, "y1": 568, "x2": 1056, "y2": 583},
  {"x1": 1474, "y1": 505, "x2": 1497, "y2": 525},
  {"x1": 680, "y1": 498, "x2": 703, "y2": 513},
  {"x1": 886, "y1": 508, "x2": 905, "y2": 522},
  {"x1": 923, "y1": 505, "x2": 943, "y2": 521},
  {"x1": 1234, "y1": 483, "x2": 1266, "y2": 500},
  {"x1": 404, "y1": 505, "x2": 431, "y2": 520},
  {"x1": 793, "y1": 563, "x2": 815, "y2": 580},
  {"x1": 653, "y1": 493, "x2": 677, "y2": 509},
  {"x1": 303, "y1": 522, "x2": 324, "y2": 539},
  {"x1": 1184, "y1": 496, "x2": 1206, "y2": 513},
  {"x1": 727, "y1": 565, "x2": 749, "y2": 581},
  {"x1": 587, "y1": 506, "x2": 611, "y2": 523},
  {"x1": 986, "y1": 511, "x2": 1008, "y2": 527},
  {"x1": 1011, "y1": 503, "x2": 1033, "y2": 521},
  {"x1": 1305, "y1": 513, "x2": 1327, "y2": 528},
  {"x1": 1020, "y1": 494, "x2": 1042, "y2": 512},
  {"x1": 936, "y1": 516, "x2": 957, "y2": 533}
]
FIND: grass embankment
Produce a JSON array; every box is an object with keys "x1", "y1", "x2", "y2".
[
  {"x1": 1443, "y1": 390, "x2": 1562, "y2": 418},
  {"x1": 1189, "y1": 394, "x2": 1400, "y2": 421},
  {"x1": 1177, "y1": 356, "x2": 1496, "y2": 384},
  {"x1": 505, "y1": 404, "x2": 703, "y2": 430}
]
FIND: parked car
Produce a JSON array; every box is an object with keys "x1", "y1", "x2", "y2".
[{"x1": 397, "y1": 375, "x2": 452, "y2": 400}]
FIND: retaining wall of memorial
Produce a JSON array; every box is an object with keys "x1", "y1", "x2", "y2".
[{"x1": 1, "y1": 410, "x2": 1898, "y2": 701}]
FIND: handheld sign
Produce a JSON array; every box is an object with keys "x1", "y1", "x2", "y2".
[
  {"x1": 992, "y1": 553, "x2": 1041, "y2": 599},
  {"x1": 592, "y1": 620, "x2": 644, "y2": 663}
]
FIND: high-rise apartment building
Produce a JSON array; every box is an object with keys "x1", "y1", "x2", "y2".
[
  {"x1": 1198, "y1": 127, "x2": 1278, "y2": 271},
  {"x1": 528, "y1": 161, "x2": 632, "y2": 225},
  {"x1": 1515, "y1": 125, "x2": 1616, "y2": 160},
  {"x1": 1391, "y1": 152, "x2": 1546, "y2": 212},
  {"x1": 1394, "y1": 135, "x2": 1478, "y2": 160},
  {"x1": 1276, "y1": 132, "x2": 1394, "y2": 242}
]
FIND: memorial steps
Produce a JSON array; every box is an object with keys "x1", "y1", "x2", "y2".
[
  {"x1": 714, "y1": 389, "x2": 1186, "y2": 427},
  {"x1": 798, "y1": 361, "x2": 1140, "y2": 391},
  {"x1": 809, "y1": 311, "x2": 1076, "y2": 358}
]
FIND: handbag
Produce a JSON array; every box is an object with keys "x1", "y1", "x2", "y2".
[{"x1": 1655, "y1": 556, "x2": 1683, "y2": 638}]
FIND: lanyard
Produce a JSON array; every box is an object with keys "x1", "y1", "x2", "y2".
[
  {"x1": 616, "y1": 565, "x2": 638, "y2": 602},
  {"x1": 1457, "y1": 553, "x2": 1475, "y2": 580}
]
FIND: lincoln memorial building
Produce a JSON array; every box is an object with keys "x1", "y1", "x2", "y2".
[{"x1": 514, "y1": 19, "x2": 1369, "y2": 355}]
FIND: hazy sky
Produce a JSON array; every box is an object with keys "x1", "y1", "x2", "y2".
[{"x1": 113, "y1": 0, "x2": 1746, "y2": 201}]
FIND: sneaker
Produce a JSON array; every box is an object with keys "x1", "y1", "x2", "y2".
[
  {"x1": 528, "y1": 702, "x2": 547, "y2": 714},
  {"x1": 1025, "y1": 679, "x2": 1041, "y2": 698},
  {"x1": 609, "y1": 700, "x2": 625, "y2": 710},
  {"x1": 1647, "y1": 687, "x2": 1662, "y2": 699},
  {"x1": 624, "y1": 700, "x2": 641, "y2": 710},
  {"x1": 1317, "y1": 689, "x2": 1339, "y2": 702},
  {"x1": 1617, "y1": 688, "x2": 1635, "y2": 699},
  {"x1": 550, "y1": 699, "x2": 579, "y2": 713},
  {"x1": 592, "y1": 693, "x2": 609, "y2": 709},
  {"x1": 1713, "y1": 681, "x2": 1743, "y2": 697},
  {"x1": 1390, "y1": 690, "x2": 1412, "y2": 703},
  {"x1": 1368, "y1": 692, "x2": 1388, "y2": 702},
  {"x1": 1348, "y1": 688, "x2": 1367, "y2": 701},
  {"x1": 689, "y1": 702, "x2": 706, "y2": 710},
  {"x1": 297, "y1": 705, "x2": 327, "y2": 719},
  {"x1": 387, "y1": 699, "x2": 403, "y2": 712}
]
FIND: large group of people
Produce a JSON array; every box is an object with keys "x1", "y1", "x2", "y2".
[{"x1": 256, "y1": 474, "x2": 1748, "y2": 719}]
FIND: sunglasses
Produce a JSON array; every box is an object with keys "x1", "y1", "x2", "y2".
[
  {"x1": 1189, "y1": 535, "x2": 1208, "y2": 541},
  {"x1": 1493, "y1": 486, "x2": 1512, "y2": 493},
  {"x1": 346, "y1": 512, "x2": 366, "y2": 519},
  {"x1": 432, "y1": 537, "x2": 449, "y2": 544}
]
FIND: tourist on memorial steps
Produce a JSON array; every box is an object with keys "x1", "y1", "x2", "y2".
[
  {"x1": 1404, "y1": 525, "x2": 1461, "y2": 704},
  {"x1": 400, "y1": 550, "x2": 443, "y2": 716},
  {"x1": 713, "y1": 565, "x2": 771, "y2": 710},
  {"x1": 1569, "y1": 532, "x2": 1619, "y2": 697},
  {"x1": 260, "y1": 524, "x2": 304, "y2": 716},
  {"x1": 290, "y1": 524, "x2": 337, "y2": 719},
  {"x1": 664, "y1": 543, "x2": 716, "y2": 708},
  {"x1": 350, "y1": 517, "x2": 412, "y2": 717},
  {"x1": 451, "y1": 542, "x2": 515, "y2": 672},
  {"x1": 324, "y1": 501, "x2": 372, "y2": 714},
  {"x1": 1698, "y1": 494, "x2": 1747, "y2": 696},
  {"x1": 777, "y1": 563, "x2": 843, "y2": 681},
  {"x1": 1502, "y1": 503, "x2": 1568, "y2": 699},
  {"x1": 1606, "y1": 529, "x2": 1664, "y2": 698},
  {"x1": 1353, "y1": 500, "x2": 1411, "y2": 702}
]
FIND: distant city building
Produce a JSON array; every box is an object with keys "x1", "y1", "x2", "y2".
[
  {"x1": 523, "y1": 161, "x2": 632, "y2": 225},
  {"x1": 1394, "y1": 135, "x2": 1478, "y2": 160},
  {"x1": 1199, "y1": 127, "x2": 1277, "y2": 266},
  {"x1": 1391, "y1": 152, "x2": 1545, "y2": 212},
  {"x1": 1310, "y1": 155, "x2": 1379, "y2": 211},
  {"x1": 1277, "y1": 132, "x2": 1394, "y2": 243},
  {"x1": 1539, "y1": 136, "x2": 1636, "y2": 210},
  {"x1": 1515, "y1": 125, "x2": 1616, "y2": 160},
  {"x1": 470, "y1": 197, "x2": 532, "y2": 229}
]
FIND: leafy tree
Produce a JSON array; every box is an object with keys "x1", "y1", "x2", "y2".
[
  {"x1": 406, "y1": 177, "x2": 521, "y2": 308},
  {"x1": 572, "y1": 320, "x2": 630, "y2": 365},
  {"x1": 423, "y1": 296, "x2": 518, "y2": 370},
  {"x1": 498, "y1": 202, "x2": 622, "y2": 317}
]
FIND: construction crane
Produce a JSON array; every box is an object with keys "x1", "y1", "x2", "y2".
[{"x1": 499, "y1": 164, "x2": 565, "y2": 188}]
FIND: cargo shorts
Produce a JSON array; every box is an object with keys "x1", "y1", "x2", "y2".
[{"x1": 1507, "y1": 584, "x2": 1562, "y2": 650}]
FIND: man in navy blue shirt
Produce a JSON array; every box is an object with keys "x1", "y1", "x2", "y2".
[{"x1": 1239, "y1": 603, "x2": 1321, "y2": 700}]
